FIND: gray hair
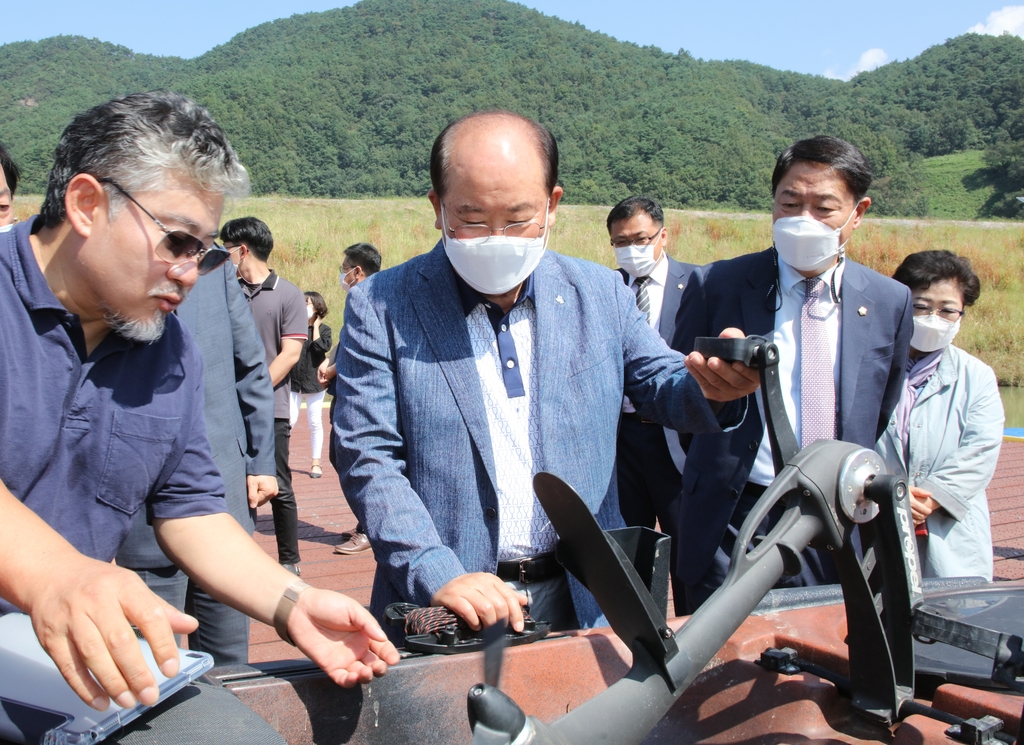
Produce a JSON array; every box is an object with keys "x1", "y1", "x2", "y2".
[{"x1": 39, "y1": 91, "x2": 249, "y2": 228}]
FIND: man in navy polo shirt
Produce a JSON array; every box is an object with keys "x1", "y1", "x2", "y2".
[{"x1": 0, "y1": 92, "x2": 398, "y2": 713}]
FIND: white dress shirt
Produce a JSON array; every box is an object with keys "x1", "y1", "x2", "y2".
[
  {"x1": 622, "y1": 253, "x2": 669, "y2": 414},
  {"x1": 747, "y1": 257, "x2": 844, "y2": 486},
  {"x1": 466, "y1": 299, "x2": 556, "y2": 560}
]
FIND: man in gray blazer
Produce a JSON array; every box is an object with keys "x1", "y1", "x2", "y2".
[
  {"x1": 334, "y1": 110, "x2": 759, "y2": 642},
  {"x1": 116, "y1": 260, "x2": 278, "y2": 664},
  {"x1": 608, "y1": 195, "x2": 696, "y2": 615}
]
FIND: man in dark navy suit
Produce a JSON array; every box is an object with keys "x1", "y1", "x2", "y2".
[
  {"x1": 609, "y1": 196, "x2": 696, "y2": 615},
  {"x1": 672, "y1": 136, "x2": 913, "y2": 613}
]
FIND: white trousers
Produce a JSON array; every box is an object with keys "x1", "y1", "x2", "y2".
[{"x1": 288, "y1": 390, "x2": 326, "y2": 460}]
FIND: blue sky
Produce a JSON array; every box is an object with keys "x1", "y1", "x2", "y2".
[{"x1": 1, "y1": 1, "x2": 1017, "y2": 79}]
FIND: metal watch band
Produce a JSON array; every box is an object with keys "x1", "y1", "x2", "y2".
[{"x1": 273, "y1": 579, "x2": 311, "y2": 646}]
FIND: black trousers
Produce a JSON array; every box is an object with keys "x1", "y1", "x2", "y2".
[
  {"x1": 272, "y1": 418, "x2": 300, "y2": 565},
  {"x1": 683, "y1": 481, "x2": 839, "y2": 614},
  {"x1": 616, "y1": 416, "x2": 686, "y2": 616}
]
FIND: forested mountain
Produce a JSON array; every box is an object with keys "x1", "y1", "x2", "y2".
[{"x1": 1, "y1": 0, "x2": 1021, "y2": 217}]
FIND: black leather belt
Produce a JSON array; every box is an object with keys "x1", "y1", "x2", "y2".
[
  {"x1": 496, "y1": 554, "x2": 565, "y2": 584},
  {"x1": 621, "y1": 411, "x2": 657, "y2": 424},
  {"x1": 744, "y1": 482, "x2": 768, "y2": 497}
]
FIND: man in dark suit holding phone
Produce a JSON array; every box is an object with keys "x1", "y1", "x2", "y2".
[{"x1": 672, "y1": 136, "x2": 913, "y2": 613}]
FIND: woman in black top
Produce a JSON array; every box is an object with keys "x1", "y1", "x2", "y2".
[{"x1": 289, "y1": 291, "x2": 332, "y2": 478}]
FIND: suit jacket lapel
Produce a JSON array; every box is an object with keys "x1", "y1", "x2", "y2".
[
  {"x1": 533, "y1": 254, "x2": 575, "y2": 471},
  {"x1": 740, "y1": 250, "x2": 777, "y2": 338},
  {"x1": 409, "y1": 244, "x2": 498, "y2": 491},
  {"x1": 838, "y1": 261, "x2": 871, "y2": 435},
  {"x1": 660, "y1": 258, "x2": 686, "y2": 344}
]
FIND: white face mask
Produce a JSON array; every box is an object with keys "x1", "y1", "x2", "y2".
[
  {"x1": 441, "y1": 204, "x2": 548, "y2": 295},
  {"x1": 307, "y1": 305, "x2": 315, "y2": 320},
  {"x1": 340, "y1": 269, "x2": 354, "y2": 292},
  {"x1": 614, "y1": 242, "x2": 659, "y2": 278},
  {"x1": 772, "y1": 206, "x2": 859, "y2": 274},
  {"x1": 911, "y1": 314, "x2": 960, "y2": 353}
]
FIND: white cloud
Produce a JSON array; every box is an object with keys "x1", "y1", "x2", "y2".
[
  {"x1": 968, "y1": 5, "x2": 1024, "y2": 37},
  {"x1": 824, "y1": 48, "x2": 890, "y2": 81}
]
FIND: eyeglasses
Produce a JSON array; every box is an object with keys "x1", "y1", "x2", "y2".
[
  {"x1": 610, "y1": 233, "x2": 661, "y2": 250},
  {"x1": 912, "y1": 303, "x2": 964, "y2": 322},
  {"x1": 442, "y1": 199, "x2": 550, "y2": 241},
  {"x1": 98, "y1": 178, "x2": 230, "y2": 275}
]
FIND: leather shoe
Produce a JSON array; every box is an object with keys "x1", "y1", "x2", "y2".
[
  {"x1": 310, "y1": 464, "x2": 322, "y2": 479},
  {"x1": 282, "y1": 563, "x2": 301, "y2": 576},
  {"x1": 334, "y1": 532, "x2": 371, "y2": 555}
]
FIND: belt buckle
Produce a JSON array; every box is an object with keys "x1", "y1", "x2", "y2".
[{"x1": 517, "y1": 558, "x2": 529, "y2": 584}]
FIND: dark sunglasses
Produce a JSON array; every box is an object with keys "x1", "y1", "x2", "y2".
[{"x1": 98, "y1": 178, "x2": 230, "y2": 275}]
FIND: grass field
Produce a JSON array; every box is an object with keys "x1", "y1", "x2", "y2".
[
  {"x1": 920, "y1": 150, "x2": 999, "y2": 220},
  {"x1": 13, "y1": 195, "x2": 1024, "y2": 384}
]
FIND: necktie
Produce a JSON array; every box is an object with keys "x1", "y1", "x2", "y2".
[
  {"x1": 634, "y1": 275, "x2": 652, "y2": 323},
  {"x1": 800, "y1": 277, "x2": 836, "y2": 448}
]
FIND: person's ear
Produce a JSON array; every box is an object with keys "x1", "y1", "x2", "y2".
[
  {"x1": 851, "y1": 197, "x2": 871, "y2": 229},
  {"x1": 65, "y1": 174, "x2": 107, "y2": 239},
  {"x1": 427, "y1": 189, "x2": 443, "y2": 231},
  {"x1": 545, "y1": 185, "x2": 564, "y2": 229}
]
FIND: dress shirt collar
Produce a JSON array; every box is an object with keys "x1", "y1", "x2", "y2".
[
  {"x1": 455, "y1": 270, "x2": 536, "y2": 317},
  {"x1": 778, "y1": 253, "x2": 845, "y2": 299},
  {"x1": 627, "y1": 251, "x2": 669, "y2": 289}
]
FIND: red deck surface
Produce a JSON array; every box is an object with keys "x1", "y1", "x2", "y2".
[{"x1": 248, "y1": 409, "x2": 1024, "y2": 662}]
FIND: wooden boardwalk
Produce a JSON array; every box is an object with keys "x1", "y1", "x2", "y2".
[{"x1": 249, "y1": 408, "x2": 1024, "y2": 662}]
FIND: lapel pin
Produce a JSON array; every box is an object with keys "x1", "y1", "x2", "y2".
[
  {"x1": 555, "y1": 295, "x2": 564, "y2": 304},
  {"x1": 858, "y1": 306, "x2": 868, "y2": 317},
  {"x1": 677, "y1": 283, "x2": 684, "y2": 290}
]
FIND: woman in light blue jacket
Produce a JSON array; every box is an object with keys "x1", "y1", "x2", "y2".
[{"x1": 875, "y1": 251, "x2": 1003, "y2": 581}]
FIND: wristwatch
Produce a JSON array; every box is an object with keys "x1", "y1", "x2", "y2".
[{"x1": 273, "y1": 579, "x2": 311, "y2": 646}]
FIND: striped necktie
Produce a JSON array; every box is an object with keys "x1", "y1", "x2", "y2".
[
  {"x1": 634, "y1": 275, "x2": 652, "y2": 323},
  {"x1": 800, "y1": 277, "x2": 837, "y2": 447}
]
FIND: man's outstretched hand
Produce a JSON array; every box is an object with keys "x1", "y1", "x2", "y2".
[
  {"x1": 684, "y1": 327, "x2": 760, "y2": 404},
  {"x1": 287, "y1": 589, "x2": 400, "y2": 686},
  {"x1": 26, "y1": 556, "x2": 197, "y2": 711},
  {"x1": 431, "y1": 573, "x2": 528, "y2": 633}
]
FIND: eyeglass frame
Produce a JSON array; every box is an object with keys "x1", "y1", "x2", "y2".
[
  {"x1": 911, "y1": 303, "x2": 965, "y2": 322},
  {"x1": 609, "y1": 230, "x2": 663, "y2": 250},
  {"x1": 440, "y1": 198, "x2": 551, "y2": 242},
  {"x1": 97, "y1": 178, "x2": 230, "y2": 276}
]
